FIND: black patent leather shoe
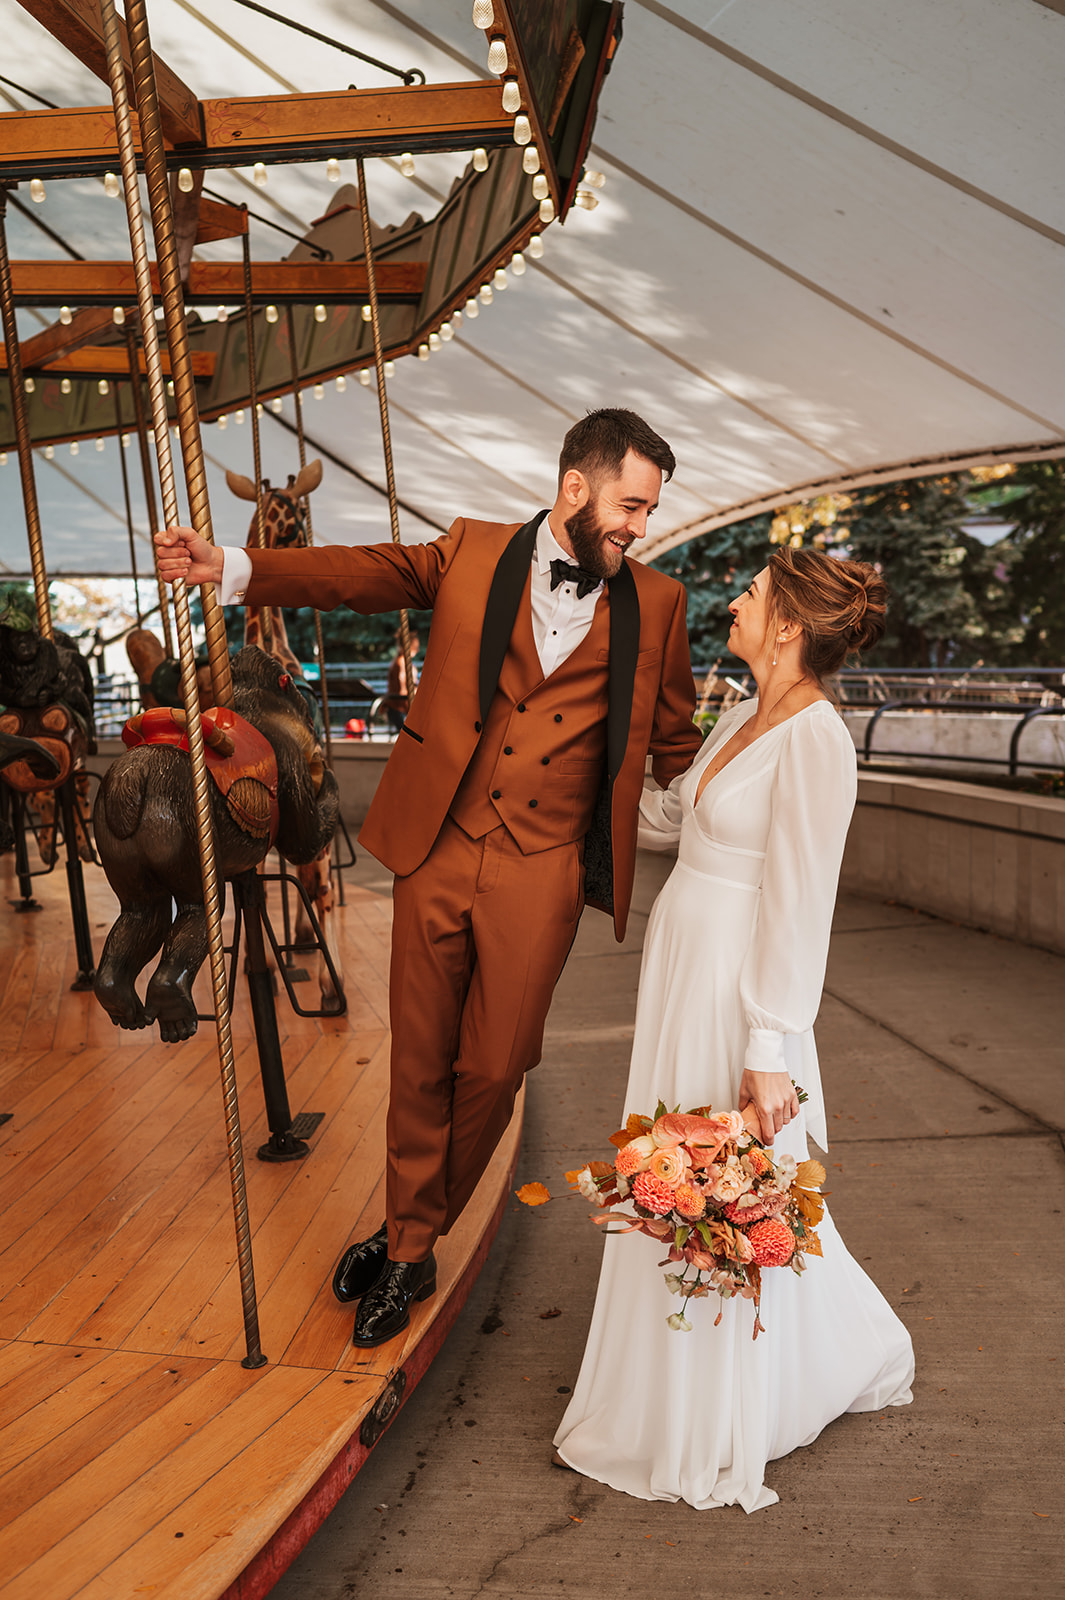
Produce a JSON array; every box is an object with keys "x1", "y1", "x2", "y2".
[
  {"x1": 351, "y1": 1255, "x2": 437, "y2": 1348},
  {"x1": 332, "y1": 1222, "x2": 389, "y2": 1304}
]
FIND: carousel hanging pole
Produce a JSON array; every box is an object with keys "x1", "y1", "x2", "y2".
[
  {"x1": 355, "y1": 156, "x2": 413, "y2": 704},
  {"x1": 125, "y1": 320, "x2": 175, "y2": 658},
  {"x1": 0, "y1": 187, "x2": 53, "y2": 642},
  {"x1": 99, "y1": 0, "x2": 266, "y2": 1369}
]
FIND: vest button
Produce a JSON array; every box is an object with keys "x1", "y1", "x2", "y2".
[
  {"x1": 517, "y1": 703, "x2": 526, "y2": 712},
  {"x1": 504, "y1": 745, "x2": 513, "y2": 755},
  {"x1": 474, "y1": 720, "x2": 482, "y2": 732},
  {"x1": 492, "y1": 789, "x2": 502, "y2": 800},
  {"x1": 528, "y1": 799, "x2": 538, "y2": 808},
  {"x1": 541, "y1": 756, "x2": 550, "y2": 765},
  {"x1": 554, "y1": 713, "x2": 563, "y2": 723}
]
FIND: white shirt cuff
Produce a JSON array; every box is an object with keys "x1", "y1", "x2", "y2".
[
  {"x1": 743, "y1": 1028, "x2": 788, "y2": 1074},
  {"x1": 219, "y1": 546, "x2": 253, "y2": 605}
]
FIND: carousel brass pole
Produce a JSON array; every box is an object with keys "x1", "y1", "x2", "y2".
[
  {"x1": 100, "y1": 0, "x2": 266, "y2": 1369},
  {"x1": 0, "y1": 187, "x2": 53, "y2": 642},
  {"x1": 355, "y1": 157, "x2": 413, "y2": 704},
  {"x1": 125, "y1": 320, "x2": 175, "y2": 657}
]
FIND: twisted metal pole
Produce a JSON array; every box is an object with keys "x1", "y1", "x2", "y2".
[
  {"x1": 355, "y1": 157, "x2": 413, "y2": 703},
  {"x1": 100, "y1": 0, "x2": 265, "y2": 1369},
  {"x1": 125, "y1": 319, "x2": 175, "y2": 657},
  {"x1": 0, "y1": 188, "x2": 53, "y2": 641}
]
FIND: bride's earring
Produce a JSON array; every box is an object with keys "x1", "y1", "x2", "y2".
[{"x1": 772, "y1": 634, "x2": 781, "y2": 667}]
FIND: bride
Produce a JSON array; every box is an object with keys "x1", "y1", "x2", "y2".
[{"x1": 554, "y1": 546, "x2": 914, "y2": 1512}]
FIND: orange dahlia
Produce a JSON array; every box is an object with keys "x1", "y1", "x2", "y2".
[
  {"x1": 745, "y1": 1148, "x2": 773, "y2": 1178},
  {"x1": 746, "y1": 1217, "x2": 795, "y2": 1267},
  {"x1": 673, "y1": 1182, "x2": 706, "y2": 1220},
  {"x1": 631, "y1": 1171, "x2": 678, "y2": 1216}
]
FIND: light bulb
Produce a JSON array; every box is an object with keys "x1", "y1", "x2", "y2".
[
  {"x1": 217, "y1": 306, "x2": 228, "y2": 323},
  {"x1": 24, "y1": 378, "x2": 35, "y2": 394},
  {"x1": 98, "y1": 379, "x2": 110, "y2": 396},
  {"x1": 256, "y1": 402, "x2": 263, "y2": 416},
  {"x1": 512, "y1": 114, "x2": 532, "y2": 145},
  {"x1": 313, "y1": 383, "x2": 324, "y2": 398},
  {"x1": 384, "y1": 360, "x2": 395, "y2": 377},
  {"x1": 253, "y1": 162, "x2": 268, "y2": 187},
  {"x1": 270, "y1": 396, "x2": 283, "y2": 412},
  {"x1": 417, "y1": 343, "x2": 430, "y2": 361},
  {"x1": 399, "y1": 152, "x2": 416, "y2": 178},
  {"x1": 235, "y1": 408, "x2": 245, "y2": 424},
  {"x1": 440, "y1": 320, "x2": 454, "y2": 341},
  {"x1": 511, "y1": 252, "x2": 526, "y2": 276},
  {"x1": 121, "y1": 433, "x2": 130, "y2": 447},
  {"x1": 492, "y1": 268, "x2": 508, "y2": 290},
  {"x1": 539, "y1": 197, "x2": 555, "y2": 224},
  {"x1": 358, "y1": 368, "x2": 372, "y2": 386},
  {"x1": 265, "y1": 304, "x2": 279, "y2": 323},
  {"x1": 95, "y1": 436, "x2": 105, "y2": 451},
  {"x1": 177, "y1": 167, "x2": 194, "y2": 193},
  {"x1": 472, "y1": 0, "x2": 494, "y2": 26},
  {"x1": 103, "y1": 171, "x2": 120, "y2": 198},
  {"x1": 465, "y1": 296, "x2": 479, "y2": 319},
  {"x1": 30, "y1": 178, "x2": 45, "y2": 203},
  {"x1": 60, "y1": 377, "x2": 72, "y2": 394},
  {"x1": 527, "y1": 233, "x2": 544, "y2": 259},
  {"x1": 522, "y1": 144, "x2": 540, "y2": 174},
  {"x1": 429, "y1": 332, "x2": 442, "y2": 351},
  {"x1": 335, "y1": 373, "x2": 347, "y2": 392},
  {"x1": 166, "y1": 380, "x2": 175, "y2": 396},
  {"x1": 70, "y1": 440, "x2": 79, "y2": 455},
  {"x1": 218, "y1": 414, "x2": 228, "y2": 429},
  {"x1": 472, "y1": 147, "x2": 489, "y2": 172},
  {"x1": 327, "y1": 157, "x2": 341, "y2": 182},
  {"x1": 112, "y1": 305, "x2": 125, "y2": 325},
  {"x1": 487, "y1": 37, "x2": 508, "y2": 74},
  {"x1": 314, "y1": 303, "x2": 327, "y2": 322},
  {"x1": 452, "y1": 308, "x2": 463, "y2": 326},
  {"x1": 59, "y1": 306, "x2": 72, "y2": 325},
  {"x1": 0, "y1": 454, "x2": 6, "y2": 466},
  {"x1": 479, "y1": 283, "x2": 493, "y2": 305},
  {"x1": 361, "y1": 304, "x2": 372, "y2": 322},
  {"x1": 573, "y1": 189, "x2": 599, "y2": 211},
  {"x1": 501, "y1": 78, "x2": 520, "y2": 114},
  {"x1": 44, "y1": 444, "x2": 54, "y2": 460},
  {"x1": 532, "y1": 173, "x2": 548, "y2": 200},
  {"x1": 583, "y1": 169, "x2": 607, "y2": 189}
]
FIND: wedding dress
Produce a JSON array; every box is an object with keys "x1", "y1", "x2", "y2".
[{"x1": 554, "y1": 698, "x2": 914, "y2": 1512}]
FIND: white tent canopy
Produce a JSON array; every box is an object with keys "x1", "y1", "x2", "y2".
[{"x1": 1, "y1": 0, "x2": 1063, "y2": 578}]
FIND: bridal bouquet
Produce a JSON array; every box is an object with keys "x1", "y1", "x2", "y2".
[{"x1": 518, "y1": 1101, "x2": 825, "y2": 1337}]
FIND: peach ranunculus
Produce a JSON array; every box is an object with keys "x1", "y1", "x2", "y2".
[
  {"x1": 631, "y1": 1170, "x2": 679, "y2": 1216},
  {"x1": 649, "y1": 1145, "x2": 689, "y2": 1185},
  {"x1": 673, "y1": 1182, "x2": 706, "y2": 1220},
  {"x1": 709, "y1": 1110, "x2": 747, "y2": 1141},
  {"x1": 707, "y1": 1157, "x2": 753, "y2": 1204}
]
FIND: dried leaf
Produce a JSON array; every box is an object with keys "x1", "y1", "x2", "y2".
[
  {"x1": 908, "y1": 1497, "x2": 923, "y2": 1503},
  {"x1": 588, "y1": 1160, "x2": 615, "y2": 1180},
  {"x1": 795, "y1": 1158, "x2": 826, "y2": 1188},
  {"x1": 802, "y1": 1229, "x2": 823, "y2": 1258},
  {"x1": 515, "y1": 1182, "x2": 551, "y2": 1207},
  {"x1": 609, "y1": 1128, "x2": 634, "y2": 1149},
  {"x1": 569, "y1": 1515, "x2": 583, "y2": 1523}
]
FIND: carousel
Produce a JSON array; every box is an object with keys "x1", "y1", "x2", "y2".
[{"x1": 0, "y1": 3, "x2": 620, "y2": 1595}]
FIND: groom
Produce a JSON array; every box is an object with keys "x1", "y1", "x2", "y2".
[{"x1": 156, "y1": 408, "x2": 702, "y2": 1347}]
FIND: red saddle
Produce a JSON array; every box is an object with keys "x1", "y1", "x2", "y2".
[{"x1": 122, "y1": 705, "x2": 280, "y2": 843}]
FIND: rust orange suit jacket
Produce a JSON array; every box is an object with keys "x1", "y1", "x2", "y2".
[{"x1": 244, "y1": 512, "x2": 703, "y2": 941}]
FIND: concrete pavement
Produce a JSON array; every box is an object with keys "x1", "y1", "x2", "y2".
[{"x1": 272, "y1": 851, "x2": 1065, "y2": 1600}]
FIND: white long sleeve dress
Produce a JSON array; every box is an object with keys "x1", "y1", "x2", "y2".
[{"x1": 554, "y1": 699, "x2": 914, "y2": 1512}]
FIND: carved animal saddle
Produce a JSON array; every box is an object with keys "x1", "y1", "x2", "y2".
[{"x1": 123, "y1": 705, "x2": 280, "y2": 843}]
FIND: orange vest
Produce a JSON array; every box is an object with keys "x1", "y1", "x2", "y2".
[{"x1": 449, "y1": 582, "x2": 609, "y2": 853}]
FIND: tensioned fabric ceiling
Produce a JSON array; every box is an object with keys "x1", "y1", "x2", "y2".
[{"x1": 1, "y1": 0, "x2": 1063, "y2": 579}]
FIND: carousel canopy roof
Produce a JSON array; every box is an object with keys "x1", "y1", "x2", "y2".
[{"x1": 1, "y1": 0, "x2": 1063, "y2": 582}]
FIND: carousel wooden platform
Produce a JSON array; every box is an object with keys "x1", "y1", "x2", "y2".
[{"x1": 0, "y1": 841, "x2": 521, "y2": 1599}]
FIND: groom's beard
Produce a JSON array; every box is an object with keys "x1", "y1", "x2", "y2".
[{"x1": 564, "y1": 498, "x2": 629, "y2": 579}]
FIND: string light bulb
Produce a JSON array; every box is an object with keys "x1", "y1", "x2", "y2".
[
  {"x1": 265, "y1": 304, "x2": 279, "y2": 323},
  {"x1": 98, "y1": 379, "x2": 110, "y2": 396},
  {"x1": 487, "y1": 37, "x2": 508, "y2": 74},
  {"x1": 501, "y1": 78, "x2": 521, "y2": 114},
  {"x1": 417, "y1": 343, "x2": 430, "y2": 360},
  {"x1": 0, "y1": 454, "x2": 6, "y2": 466},
  {"x1": 472, "y1": 148, "x2": 489, "y2": 172},
  {"x1": 583, "y1": 169, "x2": 607, "y2": 189},
  {"x1": 253, "y1": 162, "x2": 268, "y2": 187},
  {"x1": 59, "y1": 306, "x2": 72, "y2": 325},
  {"x1": 121, "y1": 433, "x2": 130, "y2": 447},
  {"x1": 472, "y1": 0, "x2": 494, "y2": 26},
  {"x1": 452, "y1": 309, "x2": 463, "y2": 327},
  {"x1": 270, "y1": 396, "x2": 283, "y2": 412},
  {"x1": 384, "y1": 360, "x2": 395, "y2": 377},
  {"x1": 327, "y1": 157, "x2": 341, "y2": 182},
  {"x1": 24, "y1": 378, "x2": 35, "y2": 394},
  {"x1": 167, "y1": 380, "x2": 175, "y2": 396},
  {"x1": 30, "y1": 178, "x2": 45, "y2": 203},
  {"x1": 216, "y1": 306, "x2": 228, "y2": 323},
  {"x1": 512, "y1": 114, "x2": 532, "y2": 145},
  {"x1": 112, "y1": 306, "x2": 126, "y2": 326},
  {"x1": 256, "y1": 402, "x2": 263, "y2": 417},
  {"x1": 70, "y1": 440, "x2": 79, "y2": 456},
  {"x1": 440, "y1": 320, "x2": 454, "y2": 341},
  {"x1": 95, "y1": 436, "x2": 105, "y2": 452},
  {"x1": 235, "y1": 408, "x2": 245, "y2": 424},
  {"x1": 464, "y1": 296, "x2": 479, "y2": 319},
  {"x1": 428, "y1": 332, "x2": 442, "y2": 351},
  {"x1": 177, "y1": 167, "x2": 194, "y2": 193},
  {"x1": 532, "y1": 173, "x2": 548, "y2": 200},
  {"x1": 522, "y1": 145, "x2": 540, "y2": 174},
  {"x1": 492, "y1": 268, "x2": 507, "y2": 290},
  {"x1": 103, "y1": 171, "x2": 121, "y2": 198},
  {"x1": 44, "y1": 444, "x2": 55, "y2": 460},
  {"x1": 60, "y1": 377, "x2": 72, "y2": 394},
  {"x1": 539, "y1": 197, "x2": 555, "y2": 224},
  {"x1": 511, "y1": 252, "x2": 526, "y2": 276},
  {"x1": 399, "y1": 152, "x2": 416, "y2": 178},
  {"x1": 218, "y1": 414, "x2": 228, "y2": 429},
  {"x1": 573, "y1": 189, "x2": 599, "y2": 211},
  {"x1": 358, "y1": 368, "x2": 372, "y2": 386},
  {"x1": 361, "y1": 304, "x2": 372, "y2": 322},
  {"x1": 335, "y1": 373, "x2": 347, "y2": 392},
  {"x1": 527, "y1": 234, "x2": 544, "y2": 258},
  {"x1": 314, "y1": 383, "x2": 324, "y2": 398},
  {"x1": 314, "y1": 303, "x2": 327, "y2": 322},
  {"x1": 479, "y1": 283, "x2": 493, "y2": 305}
]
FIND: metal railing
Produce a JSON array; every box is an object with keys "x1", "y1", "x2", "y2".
[{"x1": 857, "y1": 698, "x2": 1065, "y2": 777}]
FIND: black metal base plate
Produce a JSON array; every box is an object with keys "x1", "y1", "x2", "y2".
[{"x1": 290, "y1": 1111, "x2": 325, "y2": 1140}]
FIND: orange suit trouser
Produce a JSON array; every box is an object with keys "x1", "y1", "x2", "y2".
[{"x1": 386, "y1": 816, "x2": 584, "y2": 1261}]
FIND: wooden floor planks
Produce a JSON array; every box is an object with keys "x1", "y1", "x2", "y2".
[{"x1": 0, "y1": 845, "x2": 520, "y2": 1599}]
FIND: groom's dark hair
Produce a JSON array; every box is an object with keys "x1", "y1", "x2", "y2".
[{"x1": 558, "y1": 408, "x2": 675, "y2": 488}]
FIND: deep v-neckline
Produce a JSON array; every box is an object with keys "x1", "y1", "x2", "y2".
[{"x1": 694, "y1": 700, "x2": 825, "y2": 809}]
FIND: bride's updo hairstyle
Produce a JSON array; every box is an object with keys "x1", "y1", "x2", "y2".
[{"x1": 766, "y1": 546, "x2": 887, "y2": 683}]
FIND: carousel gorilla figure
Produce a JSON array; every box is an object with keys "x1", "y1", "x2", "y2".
[{"x1": 93, "y1": 645, "x2": 339, "y2": 1042}]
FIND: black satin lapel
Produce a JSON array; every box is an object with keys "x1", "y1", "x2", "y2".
[
  {"x1": 478, "y1": 510, "x2": 547, "y2": 725},
  {"x1": 606, "y1": 559, "x2": 640, "y2": 779}
]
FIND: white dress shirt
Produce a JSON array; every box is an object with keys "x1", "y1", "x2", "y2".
[{"x1": 217, "y1": 516, "x2": 604, "y2": 678}]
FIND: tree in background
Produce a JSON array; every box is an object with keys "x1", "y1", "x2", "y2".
[
  {"x1": 980, "y1": 461, "x2": 1065, "y2": 665},
  {"x1": 272, "y1": 605, "x2": 433, "y2": 667}
]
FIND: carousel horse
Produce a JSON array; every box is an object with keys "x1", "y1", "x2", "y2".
[
  {"x1": 226, "y1": 458, "x2": 344, "y2": 1013},
  {"x1": 0, "y1": 623, "x2": 96, "y2": 863},
  {"x1": 93, "y1": 645, "x2": 339, "y2": 1042}
]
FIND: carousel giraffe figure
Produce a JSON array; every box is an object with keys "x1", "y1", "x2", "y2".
[{"x1": 225, "y1": 458, "x2": 344, "y2": 1013}]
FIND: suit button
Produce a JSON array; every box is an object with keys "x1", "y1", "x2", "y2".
[
  {"x1": 517, "y1": 704, "x2": 526, "y2": 713},
  {"x1": 541, "y1": 756, "x2": 550, "y2": 765},
  {"x1": 492, "y1": 789, "x2": 502, "y2": 799},
  {"x1": 504, "y1": 745, "x2": 513, "y2": 755},
  {"x1": 554, "y1": 713, "x2": 563, "y2": 723},
  {"x1": 528, "y1": 799, "x2": 538, "y2": 808},
  {"x1": 474, "y1": 720, "x2": 482, "y2": 732}
]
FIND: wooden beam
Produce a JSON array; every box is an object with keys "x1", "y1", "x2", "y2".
[
  {"x1": 15, "y1": 0, "x2": 201, "y2": 146},
  {"x1": 0, "y1": 344, "x2": 216, "y2": 377},
  {"x1": 0, "y1": 82, "x2": 511, "y2": 181},
  {"x1": 195, "y1": 198, "x2": 248, "y2": 245},
  {"x1": 8, "y1": 259, "x2": 426, "y2": 305},
  {"x1": 16, "y1": 306, "x2": 114, "y2": 365}
]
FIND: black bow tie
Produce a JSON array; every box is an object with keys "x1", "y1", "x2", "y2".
[{"x1": 549, "y1": 558, "x2": 602, "y2": 599}]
